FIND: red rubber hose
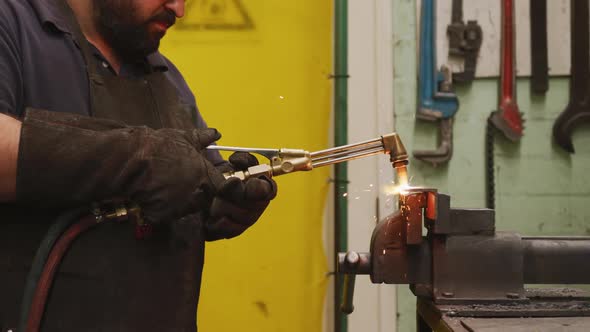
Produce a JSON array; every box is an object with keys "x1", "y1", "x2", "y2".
[{"x1": 26, "y1": 215, "x2": 97, "y2": 332}]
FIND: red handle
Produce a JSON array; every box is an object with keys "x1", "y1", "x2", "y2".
[
  {"x1": 501, "y1": 0, "x2": 515, "y2": 102},
  {"x1": 497, "y1": 0, "x2": 523, "y2": 137}
]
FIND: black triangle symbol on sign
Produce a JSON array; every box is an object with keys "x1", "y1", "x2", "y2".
[{"x1": 177, "y1": 0, "x2": 254, "y2": 30}]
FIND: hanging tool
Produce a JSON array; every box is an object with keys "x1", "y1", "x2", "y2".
[
  {"x1": 486, "y1": 0, "x2": 524, "y2": 210},
  {"x1": 446, "y1": 0, "x2": 483, "y2": 83},
  {"x1": 414, "y1": 0, "x2": 460, "y2": 166},
  {"x1": 553, "y1": 0, "x2": 590, "y2": 153},
  {"x1": 530, "y1": 0, "x2": 549, "y2": 94},
  {"x1": 207, "y1": 132, "x2": 409, "y2": 184},
  {"x1": 490, "y1": 0, "x2": 524, "y2": 142}
]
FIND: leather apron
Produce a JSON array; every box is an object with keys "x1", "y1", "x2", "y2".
[{"x1": 1, "y1": 2, "x2": 205, "y2": 331}]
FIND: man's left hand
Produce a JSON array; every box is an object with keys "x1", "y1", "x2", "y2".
[{"x1": 204, "y1": 152, "x2": 278, "y2": 240}]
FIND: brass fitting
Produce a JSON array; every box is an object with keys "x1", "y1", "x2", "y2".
[
  {"x1": 93, "y1": 202, "x2": 144, "y2": 225},
  {"x1": 381, "y1": 133, "x2": 410, "y2": 186},
  {"x1": 381, "y1": 133, "x2": 409, "y2": 165}
]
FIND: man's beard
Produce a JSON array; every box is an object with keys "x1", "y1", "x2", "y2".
[{"x1": 93, "y1": 0, "x2": 175, "y2": 63}]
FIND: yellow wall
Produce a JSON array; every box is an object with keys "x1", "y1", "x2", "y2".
[{"x1": 161, "y1": 1, "x2": 333, "y2": 330}]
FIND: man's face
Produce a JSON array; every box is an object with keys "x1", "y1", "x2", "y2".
[{"x1": 94, "y1": 0, "x2": 185, "y2": 62}]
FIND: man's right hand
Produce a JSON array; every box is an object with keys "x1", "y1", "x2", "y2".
[{"x1": 16, "y1": 109, "x2": 225, "y2": 224}]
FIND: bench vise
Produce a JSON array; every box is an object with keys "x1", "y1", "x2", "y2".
[{"x1": 338, "y1": 189, "x2": 590, "y2": 314}]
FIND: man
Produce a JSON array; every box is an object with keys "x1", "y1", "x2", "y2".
[{"x1": 0, "y1": 0, "x2": 277, "y2": 331}]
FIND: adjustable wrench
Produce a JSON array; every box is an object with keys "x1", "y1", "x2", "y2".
[
  {"x1": 446, "y1": 0, "x2": 483, "y2": 83},
  {"x1": 490, "y1": 0, "x2": 524, "y2": 141},
  {"x1": 414, "y1": 0, "x2": 459, "y2": 166},
  {"x1": 553, "y1": 0, "x2": 590, "y2": 153}
]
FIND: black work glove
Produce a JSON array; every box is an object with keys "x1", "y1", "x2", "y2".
[
  {"x1": 204, "y1": 152, "x2": 278, "y2": 240},
  {"x1": 17, "y1": 109, "x2": 225, "y2": 224}
]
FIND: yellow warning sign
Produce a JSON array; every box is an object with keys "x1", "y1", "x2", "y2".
[{"x1": 177, "y1": 0, "x2": 254, "y2": 30}]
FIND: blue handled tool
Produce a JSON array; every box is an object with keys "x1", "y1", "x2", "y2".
[{"x1": 414, "y1": 0, "x2": 460, "y2": 166}]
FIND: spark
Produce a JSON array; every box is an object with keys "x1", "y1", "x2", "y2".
[{"x1": 383, "y1": 183, "x2": 412, "y2": 196}]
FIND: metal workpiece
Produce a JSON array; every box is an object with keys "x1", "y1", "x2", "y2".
[
  {"x1": 399, "y1": 189, "x2": 437, "y2": 245},
  {"x1": 208, "y1": 132, "x2": 410, "y2": 181}
]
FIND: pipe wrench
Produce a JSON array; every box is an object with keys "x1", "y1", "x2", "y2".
[
  {"x1": 414, "y1": 0, "x2": 459, "y2": 166},
  {"x1": 490, "y1": 0, "x2": 524, "y2": 141},
  {"x1": 553, "y1": 0, "x2": 590, "y2": 153},
  {"x1": 207, "y1": 133, "x2": 409, "y2": 183},
  {"x1": 446, "y1": 0, "x2": 483, "y2": 83}
]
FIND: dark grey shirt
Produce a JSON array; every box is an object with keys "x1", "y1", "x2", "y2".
[{"x1": 0, "y1": 0, "x2": 222, "y2": 162}]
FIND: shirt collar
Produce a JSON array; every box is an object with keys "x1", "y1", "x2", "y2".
[
  {"x1": 146, "y1": 53, "x2": 169, "y2": 72},
  {"x1": 27, "y1": 0, "x2": 169, "y2": 72},
  {"x1": 28, "y1": 0, "x2": 72, "y2": 34}
]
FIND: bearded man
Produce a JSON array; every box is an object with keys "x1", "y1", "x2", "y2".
[{"x1": 0, "y1": 1, "x2": 277, "y2": 331}]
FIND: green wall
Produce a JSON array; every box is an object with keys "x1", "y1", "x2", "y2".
[{"x1": 393, "y1": 1, "x2": 590, "y2": 331}]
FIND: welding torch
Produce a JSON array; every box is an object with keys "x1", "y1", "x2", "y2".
[{"x1": 206, "y1": 133, "x2": 410, "y2": 185}]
